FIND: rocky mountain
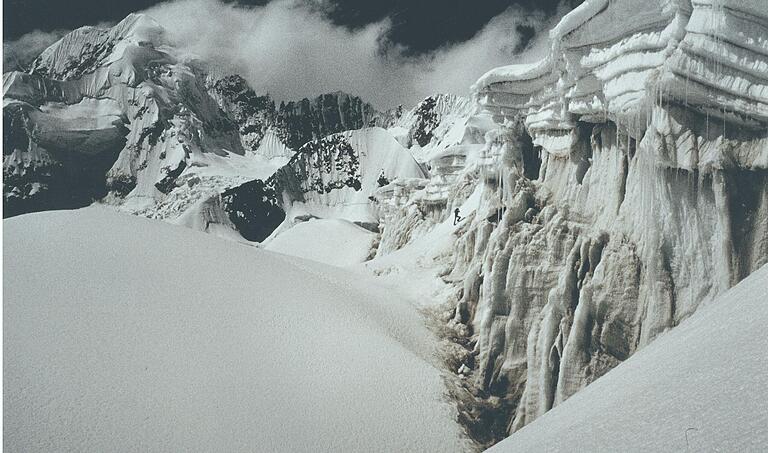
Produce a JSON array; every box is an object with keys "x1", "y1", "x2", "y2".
[
  {"x1": 206, "y1": 73, "x2": 385, "y2": 152},
  {"x1": 223, "y1": 127, "x2": 426, "y2": 242},
  {"x1": 2, "y1": 14, "x2": 255, "y2": 221},
  {"x1": 2, "y1": 16, "x2": 390, "y2": 229},
  {"x1": 3, "y1": 1, "x2": 767, "y2": 450}
]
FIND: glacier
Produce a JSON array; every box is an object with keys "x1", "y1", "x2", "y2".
[
  {"x1": 368, "y1": 0, "x2": 768, "y2": 445},
  {"x1": 3, "y1": 207, "x2": 471, "y2": 453},
  {"x1": 490, "y1": 262, "x2": 768, "y2": 452}
]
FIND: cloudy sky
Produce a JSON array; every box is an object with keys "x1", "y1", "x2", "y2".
[{"x1": 4, "y1": 0, "x2": 579, "y2": 107}]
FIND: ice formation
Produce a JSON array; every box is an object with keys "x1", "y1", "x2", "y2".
[
  {"x1": 490, "y1": 262, "x2": 768, "y2": 452},
  {"x1": 372, "y1": 0, "x2": 768, "y2": 445}
]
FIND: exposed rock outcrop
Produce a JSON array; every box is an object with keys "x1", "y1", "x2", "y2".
[
  {"x1": 223, "y1": 127, "x2": 426, "y2": 241},
  {"x1": 207, "y1": 73, "x2": 385, "y2": 153}
]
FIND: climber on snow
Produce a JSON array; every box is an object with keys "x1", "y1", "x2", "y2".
[{"x1": 454, "y1": 207, "x2": 463, "y2": 225}]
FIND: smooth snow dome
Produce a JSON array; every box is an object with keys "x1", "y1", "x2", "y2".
[
  {"x1": 491, "y1": 264, "x2": 768, "y2": 453},
  {"x1": 3, "y1": 207, "x2": 470, "y2": 452},
  {"x1": 266, "y1": 218, "x2": 375, "y2": 267}
]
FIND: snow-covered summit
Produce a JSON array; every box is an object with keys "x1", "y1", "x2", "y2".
[
  {"x1": 30, "y1": 14, "x2": 167, "y2": 82},
  {"x1": 3, "y1": 13, "x2": 259, "y2": 221}
]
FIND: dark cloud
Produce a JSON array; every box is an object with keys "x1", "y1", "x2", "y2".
[
  {"x1": 4, "y1": 0, "x2": 580, "y2": 53},
  {"x1": 4, "y1": 0, "x2": 162, "y2": 39}
]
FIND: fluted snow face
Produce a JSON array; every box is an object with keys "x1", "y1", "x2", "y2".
[
  {"x1": 30, "y1": 14, "x2": 167, "y2": 82},
  {"x1": 373, "y1": 0, "x2": 768, "y2": 446}
]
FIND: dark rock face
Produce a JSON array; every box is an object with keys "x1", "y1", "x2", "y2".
[
  {"x1": 155, "y1": 160, "x2": 188, "y2": 194},
  {"x1": 3, "y1": 104, "x2": 126, "y2": 218},
  {"x1": 222, "y1": 132, "x2": 365, "y2": 240},
  {"x1": 207, "y1": 75, "x2": 276, "y2": 152},
  {"x1": 297, "y1": 135, "x2": 362, "y2": 194},
  {"x1": 274, "y1": 93, "x2": 380, "y2": 150},
  {"x1": 222, "y1": 178, "x2": 285, "y2": 242},
  {"x1": 410, "y1": 96, "x2": 439, "y2": 147},
  {"x1": 208, "y1": 74, "x2": 384, "y2": 151}
]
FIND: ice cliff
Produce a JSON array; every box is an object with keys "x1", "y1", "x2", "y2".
[{"x1": 372, "y1": 0, "x2": 768, "y2": 445}]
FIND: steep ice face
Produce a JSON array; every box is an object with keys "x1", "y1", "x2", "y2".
[
  {"x1": 371, "y1": 0, "x2": 768, "y2": 446},
  {"x1": 30, "y1": 13, "x2": 167, "y2": 82},
  {"x1": 490, "y1": 263, "x2": 768, "y2": 452}
]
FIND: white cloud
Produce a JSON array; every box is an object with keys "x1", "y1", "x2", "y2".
[
  {"x1": 3, "y1": 29, "x2": 68, "y2": 72},
  {"x1": 142, "y1": 0, "x2": 559, "y2": 108}
]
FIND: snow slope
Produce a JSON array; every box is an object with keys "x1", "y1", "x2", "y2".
[
  {"x1": 3, "y1": 208, "x2": 471, "y2": 453},
  {"x1": 265, "y1": 218, "x2": 375, "y2": 267},
  {"x1": 491, "y1": 263, "x2": 768, "y2": 452}
]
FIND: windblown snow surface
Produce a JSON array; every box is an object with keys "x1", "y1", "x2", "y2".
[
  {"x1": 3, "y1": 207, "x2": 471, "y2": 452},
  {"x1": 265, "y1": 218, "x2": 375, "y2": 267},
  {"x1": 491, "y1": 263, "x2": 768, "y2": 452}
]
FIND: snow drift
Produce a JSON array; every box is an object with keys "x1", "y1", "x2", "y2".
[
  {"x1": 265, "y1": 217, "x2": 376, "y2": 267},
  {"x1": 3, "y1": 207, "x2": 471, "y2": 452}
]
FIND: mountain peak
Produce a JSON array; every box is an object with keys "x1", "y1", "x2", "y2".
[{"x1": 29, "y1": 13, "x2": 166, "y2": 80}]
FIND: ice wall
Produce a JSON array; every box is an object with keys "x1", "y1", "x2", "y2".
[{"x1": 377, "y1": 0, "x2": 768, "y2": 446}]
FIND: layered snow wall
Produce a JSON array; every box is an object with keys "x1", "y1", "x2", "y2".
[{"x1": 375, "y1": 0, "x2": 768, "y2": 446}]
